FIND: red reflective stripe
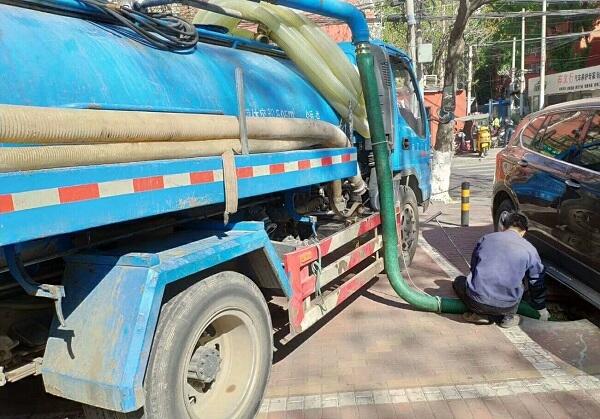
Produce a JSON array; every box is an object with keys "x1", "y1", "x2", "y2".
[
  {"x1": 342, "y1": 153, "x2": 351, "y2": 162},
  {"x1": 190, "y1": 171, "x2": 215, "y2": 184},
  {"x1": 298, "y1": 160, "x2": 311, "y2": 170},
  {"x1": 0, "y1": 195, "x2": 14, "y2": 213},
  {"x1": 58, "y1": 184, "x2": 100, "y2": 203},
  {"x1": 133, "y1": 176, "x2": 164, "y2": 192},
  {"x1": 269, "y1": 163, "x2": 285, "y2": 174},
  {"x1": 321, "y1": 156, "x2": 333, "y2": 166},
  {"x1": 237, "y1": 167, "x2": 254, "y2": 179}
]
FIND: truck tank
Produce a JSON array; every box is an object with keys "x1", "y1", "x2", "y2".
[{"x1": 0, "y1": 4, "x2": 339, "y2": 125}]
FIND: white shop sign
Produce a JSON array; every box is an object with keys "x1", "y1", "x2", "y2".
[{"x1": 528, "y1": 64, "x2": 600, "y2": 97}]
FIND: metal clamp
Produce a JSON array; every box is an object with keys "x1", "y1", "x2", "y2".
[{"x1": 2, "y1": 246, "x2": 66, "y2": 327}]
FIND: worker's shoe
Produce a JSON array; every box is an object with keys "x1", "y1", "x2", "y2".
[
  {"x1": 499, "y1": 314, "x2": 521, "y2": 328},
  {"x1": 462, "y1": 312, "x2": 492, "y2": 325}
]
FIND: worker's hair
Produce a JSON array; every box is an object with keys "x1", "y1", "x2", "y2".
[{"x1": 503, "y1": 211, "x2": 529, "y2": 232}]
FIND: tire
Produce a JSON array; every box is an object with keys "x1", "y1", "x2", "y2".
[
  {"x1": 494, "y1": 198, "x2": 515, "y2": 232},
  {"x1": 85, "y1": 272, "x2": 272, "y2": 419},
  {"x1": 397, "y1": 184, "x2": 419, "y2": 268}
]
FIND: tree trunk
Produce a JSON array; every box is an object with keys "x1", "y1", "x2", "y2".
[{"x1": 431, "y1": 0, "x2": 490, "y2": 202}]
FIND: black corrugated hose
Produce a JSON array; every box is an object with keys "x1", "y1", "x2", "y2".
[{"x1": 77, "y1": 0, "x2": 199, "y2": 51}]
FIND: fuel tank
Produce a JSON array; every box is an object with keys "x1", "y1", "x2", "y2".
[{"x1": 0, "y1": 4, "x2": 339, "y2": 124}]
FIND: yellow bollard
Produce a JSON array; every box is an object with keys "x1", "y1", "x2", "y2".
[{"x1": 461, "y1": 182, "x2": 470, "y2": 227}]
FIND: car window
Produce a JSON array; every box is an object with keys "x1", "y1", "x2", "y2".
[
  {"x1": 575, "y1": 111, "x2": 600, "y2": 172},
  {"x1": 532, "y1": 111, "x2": 589, "y2": 162},
  {"x1": 521, "y1": 115, "x2": 546, "y2": 149},
  {"x1": 390, "y1": 58, "x2": 425, "y2": 138}
]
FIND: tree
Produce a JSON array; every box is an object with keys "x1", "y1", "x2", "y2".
[{"x1": 430, "y1": 0, "x2": 493, "y2": 202}]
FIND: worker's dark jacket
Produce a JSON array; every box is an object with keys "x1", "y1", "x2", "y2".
[{"x1": 466, "y1": 230, "x2": 546, "y2": 310}]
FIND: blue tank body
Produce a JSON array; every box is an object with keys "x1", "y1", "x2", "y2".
[{"x1": 0, "y1": 3, "x2": 339, "y2": 123}]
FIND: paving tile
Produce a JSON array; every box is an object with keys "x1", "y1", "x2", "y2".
[
  {"x1": 336, "y1": 405, "x2": 360, "y2": 419},
  {"x1": 408, "y1": 400, "x2": 435, "y2": 419},
  {"x1": 464, "y1": 398, "x2": 493, "y2": 419},
  {"x1": 374, "y1": 403, "x2": 397, "y2": 419},
  {"x1": 446, "y1": 399, "x2": 474, "y2": 419},
  {"x1": 529, "y1": 392, "x2": 568, "y2": 419},
  {"x1": 482, "y1": 397, "x2": 511, "y2": 418},
  {"x1": 426, "y1": 400, "x2": 454, "y2": 419},
  {"x1": 498, "y1": 395, "x2": 532, "y2": 418}
]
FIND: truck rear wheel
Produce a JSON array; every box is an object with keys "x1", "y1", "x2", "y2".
[{"x1": 84, "y1": 271, "x2": 272, "y2": 419}]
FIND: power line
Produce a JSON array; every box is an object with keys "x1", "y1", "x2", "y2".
[
  {"x1": 393, "y1": 9, "x2": 600, "y2": 22},
  {"x1": 474, "y1": 29, "x2": 596, "y2": 45}
]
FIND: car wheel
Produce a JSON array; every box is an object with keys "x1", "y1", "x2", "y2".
[{"x1": 494, "y1": 199, "x2": 515, "y2": 232}]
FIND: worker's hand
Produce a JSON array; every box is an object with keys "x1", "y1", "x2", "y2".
[{"x1": 537, "y1": 308, "x2": 550, "y2": 321}]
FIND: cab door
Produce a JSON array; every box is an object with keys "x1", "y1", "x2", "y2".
[{"x1": 387, "y1": 55, "x2": 430, "y2": 194}]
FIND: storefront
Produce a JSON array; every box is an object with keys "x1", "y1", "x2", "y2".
[{"x1": 528, "y1": 64, "x2": 600, "y2": 112}]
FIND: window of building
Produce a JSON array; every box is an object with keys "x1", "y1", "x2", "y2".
[{"x1": 390, "y1": 58, "x2": 425, "y2": 138}]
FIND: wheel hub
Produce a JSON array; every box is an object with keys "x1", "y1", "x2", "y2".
[
  {"x1": 401, "y1": 205, "x2": 416, "y2": 250},
  {"x1": 188, "y1": 346, "x2": 221, "y2": 384}
]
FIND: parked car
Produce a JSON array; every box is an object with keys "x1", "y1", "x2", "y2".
[{"x1": 492, "y1": 99, "x2": 600, "y2": 307}]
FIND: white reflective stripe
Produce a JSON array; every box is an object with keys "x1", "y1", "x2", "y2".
[
  {"x1": 98, "y1": 179, "x2": 135, "y2": 198},
  {"x1": 350, "y1": 152, "x2": 357, "y2": 161},
  {"x1": 213, "y1": 169, "x2": 224, "y2": 182},
  {"x1": 332, "y1": 155, "x2": 343, "y2": 165},
  {"x1": 309, "y1": 158, "x2": 322, "y2": 168},
  {"x1": 253, "y1": 165, "x2": 271, "y2": 177},
  {"x1": 163, "y1": 173, "x2": 191, "y2": 188},
  {"x1": 284, "y1": 161, "x2": 299, "y2": 172},
  {"x1": 12, "y1": 188, "x2": 60, "y2": 210}
]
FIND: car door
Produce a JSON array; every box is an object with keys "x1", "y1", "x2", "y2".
[
  {"x1": 523, "y1": 110, "x2": 592, "y2": 254},
  {"x1": 510, "y1": 113, "x2": 568, "y2": 245},
  {"x1": 558, "y1": 109, "x2": 600, "y2": 288}
]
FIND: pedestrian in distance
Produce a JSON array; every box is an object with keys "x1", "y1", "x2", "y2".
[{"x1": 452, "y1": 212, "x2": 550, "y2": 328}]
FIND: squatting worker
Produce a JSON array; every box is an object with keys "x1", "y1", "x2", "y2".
[{"x1": 452, "y1": 212, "x2": 549, "y2": 328}]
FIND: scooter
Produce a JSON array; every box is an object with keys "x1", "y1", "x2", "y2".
[{"x1": 476, "y1": 125, "x2": 491, "y2": 157}]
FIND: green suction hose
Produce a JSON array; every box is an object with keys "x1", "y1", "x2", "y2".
[{"x1": 354, "y1": 43, "x2": 541, "y2": 320}]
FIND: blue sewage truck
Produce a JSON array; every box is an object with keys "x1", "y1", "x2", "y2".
[{"x1": 0, "y1": 0, "x2": 431, "y2": 417}]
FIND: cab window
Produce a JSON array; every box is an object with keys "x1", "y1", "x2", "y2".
[{"x1": 390, "y1": 58, "x2": 425, "y2": 138}]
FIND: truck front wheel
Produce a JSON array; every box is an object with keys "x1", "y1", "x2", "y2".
[
  {"x1": 85, "y1": 271, "x2": 272, "y2": 419},
  {"x1": 398, "y1": 185, "x2": 419, "y2": 268}
]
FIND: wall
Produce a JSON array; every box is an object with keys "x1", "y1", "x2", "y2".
[{"x1": 424, "y1": 90, "x2": 467, "y2": 148}]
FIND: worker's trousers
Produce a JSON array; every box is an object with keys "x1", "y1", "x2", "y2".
[{"x1": 452, "y1": 276, "x2": 519, "y2": 317}]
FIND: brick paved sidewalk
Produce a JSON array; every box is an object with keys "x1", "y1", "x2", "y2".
[{"x1": 259, "y1": 152, "x2": 600, "y2": 418}]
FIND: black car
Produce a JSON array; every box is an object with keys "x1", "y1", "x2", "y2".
[{"x1": 492, "y1": 99, "x2": 600, "y2": 307}]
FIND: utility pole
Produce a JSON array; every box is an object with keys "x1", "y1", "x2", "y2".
[
  {"x1": 416, "y1": 28, "x2": 424, "y2": 86},
  {"x1": 467, "y1": 45, "x2": 473, "y2": 115},
  {"x1": 406, "y1": 0, "x2": 417, "y2": 63},
  {"x1": 539, "y1": 0, "x2": 547, "y2": 110},
  {"x1": 520, "y1": 8, "x2": 526, "y2": 117},
  {"x1": 510, "y1": 37, "x2": 516, "y2": 117}
]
